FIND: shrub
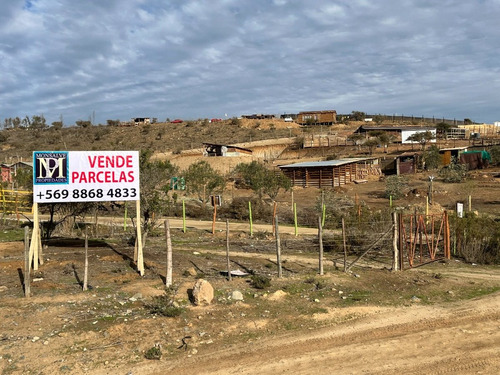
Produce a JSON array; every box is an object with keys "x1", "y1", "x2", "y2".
[
  {"x1": 423, "y1": 145, "x2": 440, "y2": 170},
  {"x1": 251, "y1": 274, "x2": 271, "y2": 289},
  {"x1": 489, "y1": 146, "x2": 500, "y2": 166},
  {"x1": 452, "y1": 214, "x2": 500, "y2": 264},
  {"x1": 146, "y1": 286, "x2": 184, "y2": 317},
  {"x1": 385, "y1": 175, "x2": 408, "y2": 199},
  {"x1": 439, "y1": 161, "x2": 467, "y2": 183},
  {"x1": 220, "y1": 197, "x2": 273, "y2": 222},
  {"x1": 144, "y1": 345, "x2": 162, "y2": 360}
]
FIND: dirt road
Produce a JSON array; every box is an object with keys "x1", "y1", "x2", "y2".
[{"x1": 138, "y1": 292, "x2": 500, "y2": 375}]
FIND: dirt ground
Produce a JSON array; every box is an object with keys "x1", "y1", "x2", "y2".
[
  {"x1": 1, "y1": 227, "x2": 499, "y2": 375},
  {"x1": 2, "y1": 121, "x2": 500, "y2": 374}
]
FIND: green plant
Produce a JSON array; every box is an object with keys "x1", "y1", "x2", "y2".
[
  {"x1": 489, "y1": 146, "x2": 500, "y2": 166},
  {"x1": 183, "y1": 160, "x2": 225, "y2": 204},
  {"x1": 439, "y1": 159, "x2": 467, "y2": 183},
  {"x1": 146, "y1": 286, "x2": 185, "y2": 317},
  {"x1": 384, "y1": 175, "x2": 408, "y2": 199},
  {"x1": 233, "y1": 161, "x2": 291, "y2": 200},
  {"x1": 423, "y1": 145, "x2": 440, "y2": 170},
  {"x1": 144, "y1": 345, "x2": 162, "y2": 360},
  {"x1": 251, "y1": 274, "x2": 271, "y2": 289}
]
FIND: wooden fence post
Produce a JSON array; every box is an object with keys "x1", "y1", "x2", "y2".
[
  {"x1": 182, "y1": 199, "x2": 186, "y2": 233},
  {"x1": 392, "y1": 212, "x2": 399, "y2": 271},
  {"x1": 275, "y1": 215, "x2": 282, "y2": 278},
  {"x1": 136, "y1": 200, "x2": 144, "y2": 276},
  {"x1": 293, "y1": 203, "x2": 298, "y2": 236},
  {"x1": 226, "y1": 220, "x2": 231, "y2": 282},
  {"x1": 24, "y1": 226, "x2": 30, "y2": 298},
  {"x1": 248, "y1": 201, "x2": 253, "y2": 237},
  {"x1": 398, "y1": 213, "x2": 404, "y2": 270},
  {"x1": 164, "y1": 220, "x2": 173, "y2": 287},
  {"x1": 318, "y1": 216, "x2": 324, "y2": 275},
  {"x1": 342, "y1": 217, "x2": 347, "y2": 272},
  {"x1": 272, "y1": 201, "x2": 277, "y2": 236},
  {"x1": 212, "y1": 203, "x2": 217, "y2": 235},
  {"x1": 83, "y1": 228, "x2": 89, "y2": 291}
]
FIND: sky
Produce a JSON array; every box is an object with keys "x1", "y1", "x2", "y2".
[{"x1": 1, "y1": 0, "x2": 500, "y2": 126}]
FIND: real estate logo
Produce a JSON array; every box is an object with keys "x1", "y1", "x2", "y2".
[{"x1": 34, "y1": 151, "x2": 69, "y2": 184}]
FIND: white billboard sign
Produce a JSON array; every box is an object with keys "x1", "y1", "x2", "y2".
[{"x1": 33, "y1": 151, "x2": 140, "y2": 203}]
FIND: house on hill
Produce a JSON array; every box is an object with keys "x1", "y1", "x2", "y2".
[
  {"x1": 132, "y1": 117, "x2": 151, "y2": 125},
  {"x1": 354, "y1": 126, "x2": 436, "y2": 144},
  {"x1": 296, "y1": 110, "x2": 337, "y2": 125}
]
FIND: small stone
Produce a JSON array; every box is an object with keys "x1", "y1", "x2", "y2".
[
  {"x1": 32, "y1": 336, "x2": 40, "y2": 342},
  {"x1": 314, "y1": 299, "x2": 320, "y2": 303},
  {"x1": 410, "y1": 296, "x2": 421, "y2": 303},
  {"x1": 129, "y1": 293, "x2": 142, "y2": 302},
  {"x1": 338, "y1": 290, "x2": 344, "y2": 295},
  {"x1": 185, "y1": 267, "x2": 197, "y2": 276},
  {"x1": 0, "y1": 286, "x2": 8, "y2": 292},
  {"x1": 43, "y1": 341, "x2": 49, "y2": 345},
  {"x1": 230, "y1": 290, "x2": 244, "y2": 301}
]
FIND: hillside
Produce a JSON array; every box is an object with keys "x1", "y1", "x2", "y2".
[{"x1": 0, "y1": 118, "x2": 305, "y2": 162}]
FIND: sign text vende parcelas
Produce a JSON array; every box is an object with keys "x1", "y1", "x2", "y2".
[{"x1": 33, "y1": 151, "x2": 140, "y2": 203}]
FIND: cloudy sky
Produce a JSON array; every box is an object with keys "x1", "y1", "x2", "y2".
[{"x1": 1, "y1": 0, "x2": 500, "y2": 125}]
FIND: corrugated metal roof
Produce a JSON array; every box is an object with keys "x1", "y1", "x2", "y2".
[
  {"x1": 439, "y1": 147, "x2": 468, "y2": 151},
  {"x1": 278, "y1": 157, "x2": 376, "y2": 169}
]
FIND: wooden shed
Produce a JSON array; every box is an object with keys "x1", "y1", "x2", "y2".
[
  {"x1": 278, "y1": 158, "x2": 380, "y2": 188},
  {"x1": 439, "y1": 147, "x2": 468, "y2": 166},
  {"x1": 296, "y1": 110, "x2": 337, "y2": 125},
  {"x1": 396, "y1": 152, "x2": 421, "y2": 175}
]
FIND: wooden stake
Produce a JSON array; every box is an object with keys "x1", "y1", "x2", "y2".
[
  {"x1": 272, "y1": 201, "x2": 277, "y2": 236},
  {"x1": 24, "y1": 226, "x2": 30, "y2": 298},
  {"x1": 94, "y1": 208, "x2": 98, "y2": 238},
  {"x1": 226, "y1": 220, "x2": 231, "y2": 282},
  {"x1": 38, "y1": 223, "x2": 43, "y2": 266},
  {"x1": 212, "y1": 202, "x2": 217, "y2": 235},
  {"x1": 182, "y1": 199, "x2": 186, "y2": 233},
  {"x1": 133, "y1": 235, "x2": 138, "y2": 263},
  {"x1": 164, "y1": 220, "x2": 173, "y2": 287},
  {"x1": 248, "y1": 201, "x2": 253, "y2": 237},
  {"x1": 136, "y1": 200, "x2": 144, "y2": 276},
  {"x1": 398, "y1": 213, "x2": 404, "y2": 270},
  {"x1": 293, "y1": 202, "x2": 298, "y2": 236},
  {"x1": 275, "y1": 215, "x2": 282, "y2": 278},
  {"x1": 392, "y1": 212, "x2": 399, "y2": 271},
  {"x1": 83, "y1": 229, "x2": 88, "y2": 291},
  {"x1": 318, "y1": 216, "x2": 324, "y2": 275},
  {"x1": 124, "y1": 202, "x2": 128, "y2": 231},
  {"x1": 342, "y1": 217, "x2": 347, "y2": 272},
  {"x1": 29, "y1": 203, "x2": 39, "y2": 271}
]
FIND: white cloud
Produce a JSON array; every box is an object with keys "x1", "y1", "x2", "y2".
[{"x1": 1, "y1": 0, "x2": 500, "y2": 124}]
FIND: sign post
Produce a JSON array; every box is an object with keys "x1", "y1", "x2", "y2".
[{"x1": 33, "y1": 151, "x2": 143, "y2": 274}]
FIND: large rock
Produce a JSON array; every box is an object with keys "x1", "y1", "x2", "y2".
[{"x1": 192, "y1": 279, "x2": 214, "y2": 306}]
